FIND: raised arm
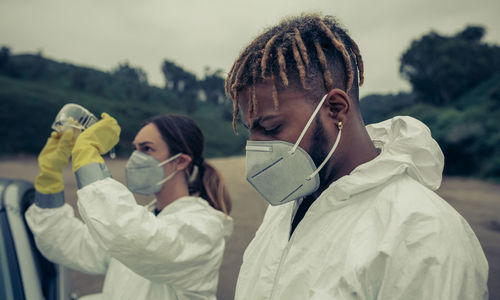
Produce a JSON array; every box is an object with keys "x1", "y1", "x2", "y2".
[{"x1": 25, "y1": 130, "x2": 110, "y2": 274}]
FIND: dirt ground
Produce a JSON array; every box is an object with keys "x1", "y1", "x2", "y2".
[{"x1": 1, "y1": 156, "x2": 499, "y2": 299}]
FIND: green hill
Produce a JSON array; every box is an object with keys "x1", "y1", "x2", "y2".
[
  {"x1": 0, "y1": 53, "x2": 247, "y2": 158},
  {"x1": 360, "y1": 73, "x2": 500, "y2": 181}
]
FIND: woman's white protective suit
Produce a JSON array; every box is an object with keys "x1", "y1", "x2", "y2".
[
  {"x1": 25, "y1": 177, "x2": 233, "y2": 299},
  {"x1": 235, "y1": 116, "x2": 488, "y2": 300}
]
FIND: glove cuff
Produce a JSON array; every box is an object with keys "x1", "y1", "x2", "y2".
[
  {"x1": 35, "y1": 191, "x2": 65, "y2": 208},
  {"x1": 75, "y1": 162, "x2": 111, "y2": 189}
]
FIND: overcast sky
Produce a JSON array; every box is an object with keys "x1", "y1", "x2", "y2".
[{"x1": 1, "y1": 0, "x2": 499, "y2": 97}]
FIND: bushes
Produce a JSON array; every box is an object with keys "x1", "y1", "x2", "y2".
[
  {"x1": 0, "y1": 51, "x2": 247, "y2": 159},
  {"x1": 361, "y1": 73, "x2": 500, "y2": 181},
  {"x1": 0, "y1": 75, "x2": 246, "y2": 159},
  {"x1": 190, "y1": 105, "x2": 248, "y2": 157}
]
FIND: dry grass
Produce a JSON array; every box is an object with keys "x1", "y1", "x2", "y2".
[{"x1": 1, "y1": 156, "x2": 498, "y2": 299}]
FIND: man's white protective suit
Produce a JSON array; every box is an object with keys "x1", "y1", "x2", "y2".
[
  {"x1": 235, "y1": 116, "x2": 488, "y2": 300},
  {"x1": 25, "y1": 177, "x2": 233, "y2": 300}
]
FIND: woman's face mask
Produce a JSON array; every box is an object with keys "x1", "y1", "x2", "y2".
[
  {"x1": 245, "y1": 94, "x2": 342, "y2": 206},
  {"x1": 125, "y1": 151, "x2": 182, "y2": 195}
]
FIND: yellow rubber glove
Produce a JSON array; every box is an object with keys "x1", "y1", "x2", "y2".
[
  {"x1": 72, "y1": 112, "x2": 120, "y2": 172},
  {"x1": 35, "y1": 130, "x2": 75, "y2": 194}
]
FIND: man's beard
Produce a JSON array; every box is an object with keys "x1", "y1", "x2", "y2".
[{"x1": 309, "y1": 117, "x2": 330, "y2": 183}]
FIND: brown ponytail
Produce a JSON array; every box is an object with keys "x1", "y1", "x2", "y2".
[
  {"x1": 144, "y1": 114, "x2": 232, "y2": 215},
  {"x1": 198, "y1": 161, "x2": 231, "y2": 215}
]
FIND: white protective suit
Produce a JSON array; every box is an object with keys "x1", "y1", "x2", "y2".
[
  {"x1": 25, "y1": 177, "x2": 233, "y2": 300},
  {"x1": 235, "y1": 116, "x2": 489, "y2": 300}
]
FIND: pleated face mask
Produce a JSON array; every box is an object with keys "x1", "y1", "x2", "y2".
[
  {"x1": 245, "y1": 94, "x2": 342, "y2": 206},
  {"x1": 125, "y1": 151, "x2": 182, "y2": 195}
]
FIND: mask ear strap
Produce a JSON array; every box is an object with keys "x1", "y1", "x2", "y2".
[
  {"x1": 158, "y1": 152, "x2": 183, "y2": 166},
  {"x1": 307, "y1": 122, "x2": 342, "y2": 180},
  {"x1": 157, "y1": 170, "x2": 178, "y2": 186},
  {"x1": 290, "y1": 94, "x2": 329, "y2": 154}
]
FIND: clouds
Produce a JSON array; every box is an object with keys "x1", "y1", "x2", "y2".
[{"x1": 1, "y1": 0, "x2": 499, "y2": 96}]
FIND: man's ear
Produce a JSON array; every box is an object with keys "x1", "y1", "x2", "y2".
[
  {"x1": 175, "y1": 154, "x2": 193, "y2": 171},
  {"x1": 324, "y1": 88, "x2": 350, "y2": 123}
]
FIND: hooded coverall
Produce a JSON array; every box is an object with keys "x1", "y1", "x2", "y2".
[{"x1": 235, "y1": 116, "x2": 488, "y2": 300}]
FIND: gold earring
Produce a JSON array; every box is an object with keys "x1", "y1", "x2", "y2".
[{"x1": 337, "y1": 121, "x2": 343, "y2": 130}]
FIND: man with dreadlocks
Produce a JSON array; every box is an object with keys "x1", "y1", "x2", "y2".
[{"x1": 226, "y1": 13, "x2": 488, "y2": 299}]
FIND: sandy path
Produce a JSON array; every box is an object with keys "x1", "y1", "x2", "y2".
[{"x1": 1, "y1": 156, "x2": 499, "y2": 299}]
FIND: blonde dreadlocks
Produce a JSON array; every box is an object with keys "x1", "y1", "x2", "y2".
[{"x1": 225, "y1": 13, "x2": 365, "y2": 132}]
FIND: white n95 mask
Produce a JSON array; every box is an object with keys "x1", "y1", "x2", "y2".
[
  {"x1": 245, "y1": 94, "x2": 342, "y2": 206},
  {"x1": 125, "y1": 151, "x2": 182, "y2": 195}
]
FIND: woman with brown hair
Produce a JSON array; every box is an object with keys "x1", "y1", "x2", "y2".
[
  {"x1": 25, "y1": 113, "x2": 233, "y2": 300},
  {"x1": 128, "y1": 114, "x2": 231, "y2": 215}
]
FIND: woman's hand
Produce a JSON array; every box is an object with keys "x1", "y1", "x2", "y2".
[
  {"x1": 72, "y1": 113, "x2": 121, "y2": 172},
  {"x1": 35, "y1": 129, "x2": 75, "y2": 194}
]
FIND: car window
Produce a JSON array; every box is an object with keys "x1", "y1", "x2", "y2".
[
  {"x1": 0, "y1": 210, "x2": 25, "y2": 300},
  {"x1": 1, "y1": 180, "x2": 25, "y2": 300}
]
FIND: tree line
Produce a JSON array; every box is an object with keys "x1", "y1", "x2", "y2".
[
  {"x1": 361, "y1": 25, "x2": 500, "y2": 180},
  {"x1": 0, "y1": 47, "x2": 231, "y2": 115},
  {"x1": 0, "y1": 49, "x2": 244, "y2": 158},
  {"x1": 1, "y1": 24, "x2": 499, "y2": 180}
]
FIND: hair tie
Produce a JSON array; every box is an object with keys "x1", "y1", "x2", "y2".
[{"x1": 188, "y1": 165, "x2": 199, "y2": 183}]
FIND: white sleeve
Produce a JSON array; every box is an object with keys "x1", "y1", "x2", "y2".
[
  {"x1": 77, "y1": 177, "x2": 229, "y2": 291},
  {"x1": 25, "y1": 203, "x2": 110, "y2": 275}
]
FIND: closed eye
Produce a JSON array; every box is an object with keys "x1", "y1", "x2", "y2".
[{"x1": 263, "y1": 125, "x2": 281, "y2": 136}]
